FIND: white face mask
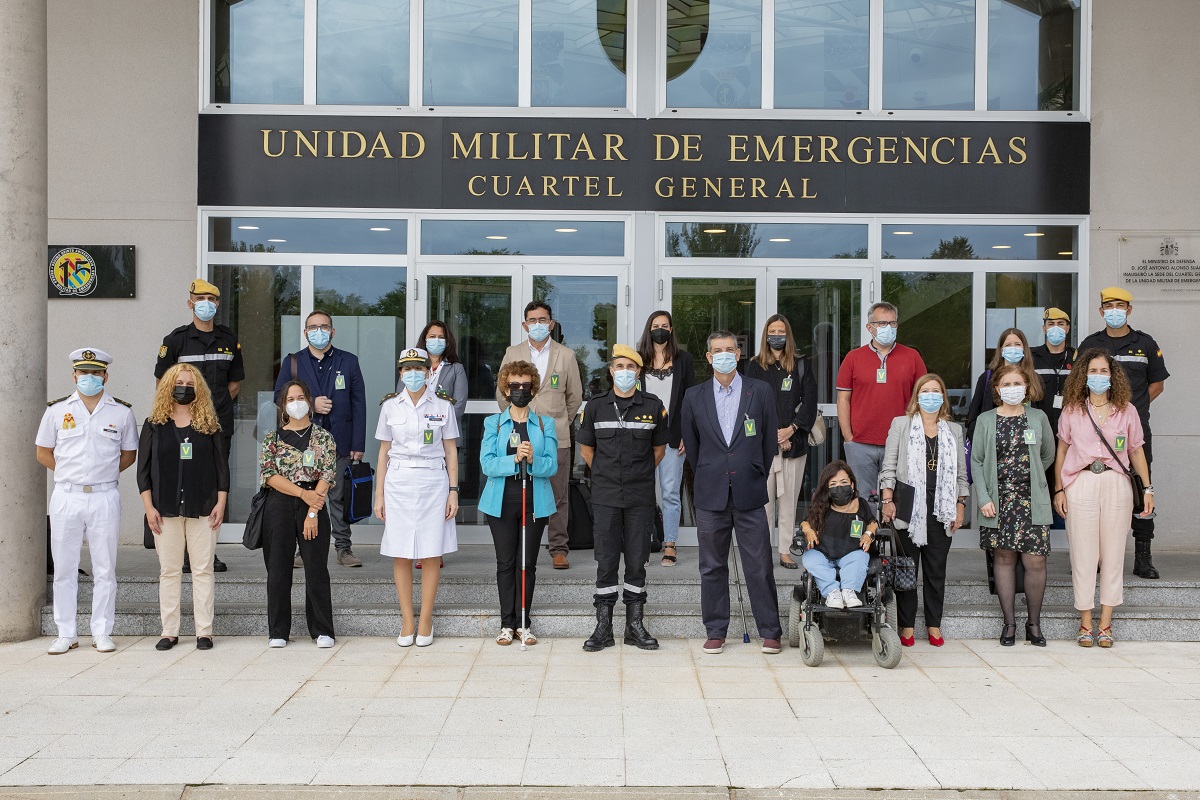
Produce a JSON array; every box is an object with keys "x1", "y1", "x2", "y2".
[
  {"x1": 998, "y1": 386, "x2": 1026, "y2": 406},
  {"x1": 285, "y1": 399, "x2": 310, "y2": 419}
]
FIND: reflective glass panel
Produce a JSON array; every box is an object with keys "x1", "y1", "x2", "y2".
[
  {"x1": 423, "y1": 0, "x2": 519, "y2": 106},
  {"x1": 774, "y1": 0, "x2": 869, "y2": 110},
  {"x1": 208, "y1": 264, "x2": 302, "y2": 522},
  {"x1": 532, "y1": 0, "x2": 627, "y2": 107},
  {"x1": 428, "y1": 276, "x2": 513, "y2": 522},
  {"x1": 671, "y1": 277, "x2": 757, "y2": 383},
  {"x1": 317, "y1": 0, "x2": 409, "y2": 105},
  {"x1": 421, "y1": 220, "x2": 624, "y2": 256},
  {"x1": 213, "y1": 0, "x2": 305, "y2": 104},
  {"x1": 988, "y1": 0, "x2": 1081, "y2": 111},
  {"x1": 882, "y1": 225, "x2": 1078, "y2": 260},
  {"x1": 533, "y1": 275, "x2": 617, "y2": 402},
  {"x1": 209, "y1": 218, "x2": 407, "y2": 254},
  {"x1": 665, "y1": 222, "x2": 868, "y2": 258},
  {"x1": 667, "y1": 0, "x2": 763, "y2": 109},
  {"x1": 883, "y1": 0, "x2": 975, "y2": 110},
  {"x1": 984, "y1": 272, "x2": 1076, "y2": 359},
  {"x1": 883, "y1": 271, "x2": 973, "y2": 420}
]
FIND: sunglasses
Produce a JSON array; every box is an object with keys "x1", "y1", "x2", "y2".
[{"x1": 507, "y1": 382, "x2": 533, "y2": 391}]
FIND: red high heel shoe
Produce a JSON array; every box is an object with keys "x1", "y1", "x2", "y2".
[
  {"x1": 900, "y1": 633, "x2": 915, "y2": 647},
  {"x1": 928, "y1": 633, "x2": 945, "y2": 647}
]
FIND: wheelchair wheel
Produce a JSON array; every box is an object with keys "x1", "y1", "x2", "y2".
[
  {"x1": 801, "y1": 623, "x2": 824, "y2": 667},
  {"x1": 883, "y1": 596, "x2": 897, "y2": 629},
  {"x1": 872, "y1": 625, "x2": 903, "y2": 669},
  {"x1": 788, "y1": 596, "x2": 802, "y2": 649}
]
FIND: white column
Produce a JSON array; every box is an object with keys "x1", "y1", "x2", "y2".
[{"x1": 0, "y1": 0, "x2": 48, "y2": 642}]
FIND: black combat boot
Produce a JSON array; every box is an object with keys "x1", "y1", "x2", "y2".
[
  {"x1": 583, "y1": 602, "x2": 616, "y2": 651},
  {"x1": 623, "y1": 600, "x2": 659, "y2": 650},
  {"x1": 1133, "y1": 539, "x2": 1160, "y2": 579}
]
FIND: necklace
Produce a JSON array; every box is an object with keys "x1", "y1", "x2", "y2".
[
  {"x1": 925, "y1": 436, "x2": 938, "y2": 472},
  {"x1": 646, "y1": 365, "x2": 673, "y2": 379}
]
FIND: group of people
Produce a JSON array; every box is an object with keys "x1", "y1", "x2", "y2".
[{"x1": 37, "y1": 276, "x2": 1168, "y2": 656}]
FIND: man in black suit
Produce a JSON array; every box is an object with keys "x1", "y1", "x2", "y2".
[{"x1": 681, "y1": 330, "x2": 782, "y2": 655}]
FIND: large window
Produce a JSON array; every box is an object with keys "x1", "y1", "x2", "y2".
[
  {"x1": 533, "y1": 0, "x2": 628, "y2": 107},
  {"x1": 882, "y1": 0, "x2": 976, "y2": 111},
  {"x1": 666, "y1": 0, "x2": 763, "y2": 109},
  {"x1": 774, "y1": 0, "x2": 870, "y2": 110},
  {"x1": 317, "y1": 0, "x2": 410, "y2": 105},
  {"x1": 423, "y1": 0, "x2": 520, "y2": 106},
  {"x1": 212, "y1": 0, "x2": 304, "y2": 104},
  {"x1": 988, "y1": 0, "x2": 1081, "y2": 111}
]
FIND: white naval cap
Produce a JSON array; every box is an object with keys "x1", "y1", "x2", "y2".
[
  {"x1": 397, "y1": 347, "x2": 430, "y2": 367},
  {"x1": 70, "y1": 348, "x2": 113, "y2": 370}
]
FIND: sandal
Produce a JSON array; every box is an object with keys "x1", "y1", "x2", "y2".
[
  {"x1": 661, "y1": 544, "x2": 677, "y2": 567},
  {"x1": 516, "y1": 627, "x2": 538, "y2": 646},
  {"x1": 1077, "y1": 625, "x2": 1096, "y2": 648},
  {"x1": 1097, "y1": 625, "x2": 1115, "y2": 648},
  {"x1": 495, "y1": 628, "x2": 514, "y2": 646}
]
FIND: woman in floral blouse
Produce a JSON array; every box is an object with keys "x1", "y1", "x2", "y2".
[{"x1": 259, "y1": 380, "x2": 340, "y2": 648}]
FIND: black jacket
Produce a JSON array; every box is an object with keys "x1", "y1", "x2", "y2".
[
  {"x1": 745, "y1": 355, "x2": 819, "y2": 458},
  {"x1": 137, "y1": 420, "x2": 230, "y2": 518},
  {"x1": 681, "y1": 376, "x2": 779, "y2": 511}
]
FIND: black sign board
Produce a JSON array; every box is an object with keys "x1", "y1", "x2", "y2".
[
  {"x1": 47, "y1": 245, "x2": 136, "y2": 299},
  {"x1": 199, "y1": 115, "x2": 1089, "y2": 215}
]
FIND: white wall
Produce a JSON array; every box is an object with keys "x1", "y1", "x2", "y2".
[
  {"x1": 47, "y1": 0, "x2": 198, "y2": 543},
  {"x1": 1090, "y1": 0, "x2": 1200, "y2": 549}
]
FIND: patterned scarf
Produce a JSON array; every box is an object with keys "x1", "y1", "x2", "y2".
[{"x1": 905, "y1": 414, "x2": 958, "y2": 546}]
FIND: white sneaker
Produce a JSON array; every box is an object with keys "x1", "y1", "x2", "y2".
[
  {"x1": 47, "y1": 637, "x2": 78, "y2": 655},
  {"x1": 825, "y1": 591, "x2": 844, "y2": 609},
  {"x1": 92, "y1": 635, "x2": 116, "y2": 653},
  {"x1": 842, "y1": 588, "x2": 863, "y2": 608},
  {"x1": 268, "y1": 638, "x2": 288, "y2": 648},
  {"x1": 315, "y1": 635, "x2": 336, "y2": 648}
]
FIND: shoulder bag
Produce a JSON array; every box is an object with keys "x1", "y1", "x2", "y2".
[
  {"x1": 792, "y1": 358, "x2": 826, "y2": 447},
  {"x1": 242, "y1": 486, "x2": 269, "y2": 550},
  {"x1": 1086, "y1": 408, "x2": 1146, "y2": 515}
]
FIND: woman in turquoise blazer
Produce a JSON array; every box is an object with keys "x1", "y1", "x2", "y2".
[
  {"x1": 970, "y1": 363, "x2": 1056, "y2": 648},
  {"x1": 480, "y1": 360, "x2": 559, "y2": 646}
]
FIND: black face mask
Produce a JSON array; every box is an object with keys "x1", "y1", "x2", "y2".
[
  {"x1": 828, "y1": 485, "x2": 856, "y2": 506},
  {"x1": 508, "y1": 389, "x2": 533, "y2": 408},
  {"x1": 172, "y1": 386, "x2": 196, "y2": 405},
  {"x1": 649, "y1": 328, "x2": 671, "y2": 345},
  {"x1": 767, "y1": 335, "x2": 787, "y2": 351}
]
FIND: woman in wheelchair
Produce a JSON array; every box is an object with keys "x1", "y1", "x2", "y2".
[{"x1": 798, "y1": 461, "x2": 878, "y2": 609}]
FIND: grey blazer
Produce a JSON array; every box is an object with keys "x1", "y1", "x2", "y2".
[{"x1": 878, "y1": 415, "x2": 969, "y2": 531}]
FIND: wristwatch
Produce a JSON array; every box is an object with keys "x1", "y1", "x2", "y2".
[{"x1": 307, "y1": 511, "x2": 317, "y2": 519}]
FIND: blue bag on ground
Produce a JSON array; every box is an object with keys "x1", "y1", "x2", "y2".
[{"x1": 343, "y1": 460, "x2": 375, "y2": 524}]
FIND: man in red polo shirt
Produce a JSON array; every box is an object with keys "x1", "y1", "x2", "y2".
[{"x1": 836, "y1": 302, "x2": 927, "y2": 496}]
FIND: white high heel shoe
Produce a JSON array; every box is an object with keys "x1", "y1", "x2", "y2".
[
  {"x1": 397, "y1": 632, "x2": 415, "y2": 647},
  {"x1": 415, "y1": 629, "x2": 434, "y2": 647}
]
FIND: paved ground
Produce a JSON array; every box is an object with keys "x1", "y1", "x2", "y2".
[{"x1": 3, "y1": 633, "x2": 1200, "y2": 792}]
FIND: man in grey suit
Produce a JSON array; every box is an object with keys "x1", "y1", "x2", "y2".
[{"x1": 680, "y1": 330, "x2": 782, "y2": 655}]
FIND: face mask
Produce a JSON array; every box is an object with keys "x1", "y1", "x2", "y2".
[
  {"x1": 711, "y1": 352, "x2": 738, "y2": 375},
  {"x1": 527, "y1": 322, "x2": 551, "y2": 342},
  {"x1": 508, "y1": 389, "x2": 533, "y2": 408},
  {"x1": 285, "y1": 399, "x2": 310, "y2": 419},
  {"x1": 650, "y1": 328, "x2": 671, "y2": 345},
  {"x1": 193, "y1": 300, "x2": 217, "y2": 322},
  {"x1": 998, "y1": 386, "x2": 1026, "y2": 406},
  {"x1": 1086, "y1": 375, "x2": 1112, "y2": 394},
  {"x1": 873, "y1": 325, "x2": 897, "y2": 346},
  {"x1": 612, "y1": 369, "x2": 638, "y2": 393},
  {"x1": 1103, "y1": 308, "x2": 1128, "y2": 329},
  {"x1": 917, "y1": 392, "x2": 944, "y2": 413},
  {"x1": 172, "y1": 385, "x2": 196, "y2": 405},
  {"x1": 828, "y1": 485, "x2": 856, "y2": 506},
  {"x1": 400, "y1": 370, "x2": 426, "y2": 392},
  {"x1": 76, "y1": 374, "x2": 104, "y2": 397},
  {"x1": 306, "y1": 328, "x2": 331, "y2": 349},
  {"x1": 767, "y1": 335, "x2": 787, "y2": 351},
  {"x1": 426, "y1": 337, "x2": 446, "y2": 356},
  {"x1": 1045, "y1": 327, "x2": 1067, "y2": 347},
  {"x1": 1001, "y1": 346, "x2": 1025, "y2": 364}
]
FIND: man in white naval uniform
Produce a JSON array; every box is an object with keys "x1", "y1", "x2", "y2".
[{"x1": 36, "y1": 348, "x2": 139, "y2": 654}]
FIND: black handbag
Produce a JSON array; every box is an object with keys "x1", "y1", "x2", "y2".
[
  {"x1": 242, "y1": 487, "x2": 269, "y2": 550},
  {"x1": 1086, "y1": 408, "x2": 1146, "y2": 516},
  {"x1": 649, "y1": 505, "x2": 664, "y2": 553},
  {"x1": 890, "y1": 524, "x2": 918, "y2": 592},
  {"x1": 342, "y1": 460, "x2": 375, "y2": 524}
]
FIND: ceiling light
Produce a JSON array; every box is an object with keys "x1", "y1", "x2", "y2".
[
  {"x1": 369, "y1": 227, "x2": 391, "y2": 232},
  {"x1": 486, "y1": 235, "x2": 508, "y2": 240},
  {"x1": 702, "y1": 228, "x2": 726, "y2": 234},
  {"x1": 554, "y1": 228, "x2": 578, "y2": 233},
  {"x1": 267, "y1": 239, "x2": 287, "y2": 243},
  {"x1": 1058, "y1": 251, "x2": 1073, "y2": 256},
  {"x1": 237, "y1": 225, "x2": 259, "y2": 230},
  {"x1": 768, "y1": 238, "x2": 791, "y2": 242},
  {"x1": 1024, "y1": 232, "x2": 1045, "y2": 237},
  {"x1": 891, "y1": 230, "x2": 913, "y2": 235},
  {"x1": 992, "y1": 245, "x2": 1012, "y2": 249}
]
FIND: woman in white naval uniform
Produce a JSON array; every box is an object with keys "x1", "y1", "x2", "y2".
[{"x1": 374, "y1": 347, "x2": 460, "y2": 647}]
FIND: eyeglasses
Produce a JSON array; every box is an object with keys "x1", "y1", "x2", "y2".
[
  {"x1": 525, "y1": 317, "x2": 551, "y2": 325},
  {"x1": 507, "y1": 382, "x2": 533, "y2": 391},
  {"x1": 305, "y1": 324, "x2": 333, "y2": 332},
  {"x1": 869, "y1": 320, "x2": 899, "y2": 328}
]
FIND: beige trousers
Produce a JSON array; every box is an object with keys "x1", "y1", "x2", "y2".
[
  {"x1": 766, "y1": 454, "x2": 808, "y2": 556},
  {"x1": 157, "y1": 516, "x2": 218, "y2": 637},
  {"x1": 1065, "y1": 469, "x2": 1132, "y2": 610}
]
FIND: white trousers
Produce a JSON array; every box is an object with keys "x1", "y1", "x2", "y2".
[
  {"x1": 50, "y1": 487, "x2": 121, "y2": 639},
  {"x1": 765, "y1": 454, "x2": 808, "y2": 556}
]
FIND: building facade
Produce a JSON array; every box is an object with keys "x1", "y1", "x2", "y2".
[{"x1": 40, "y1": 0, "x2": 1198, "y2": 551}]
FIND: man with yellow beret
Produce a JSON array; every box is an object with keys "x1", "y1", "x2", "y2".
[
  {"x1": 1078, "y1": 286, "x2": 1170, "y2": 578},
  {"x1": 153, "y1": 278, "x2": 244, "y2": 572},
  {"x1": 576, "y1": 344, "x2": 670, "y2": 651}
]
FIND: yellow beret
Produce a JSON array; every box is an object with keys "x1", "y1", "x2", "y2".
[
  {"x1": 189, "y1": 278, "x2": 221, "y2": 297},
  {"x1": 1043, "y1": 307, "x2": 1070, "y2": 322},
  {"x1": 612, "y1": 344, "x2": 643, "y2": 368},
  {"x1": 1100, "y1": 286, "x2": 1133, "y2": 304}
]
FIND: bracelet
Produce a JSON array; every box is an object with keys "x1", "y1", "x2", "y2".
[
  {"x1": 1143, "y1": 487, "x2": 1153, "y2": 495},
  {"x1": 881, "y1": 499, "x2": 894, "y2": 505},
  {"x1": 449, "y1": 486, "x2": 460, "y2": 492},
  {"x1": 1053, "y1": 489, "x2": 1065, "y2": 496},
  {"x1": 956, "y1": 498, "x2": 967, "y2": 506}
]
